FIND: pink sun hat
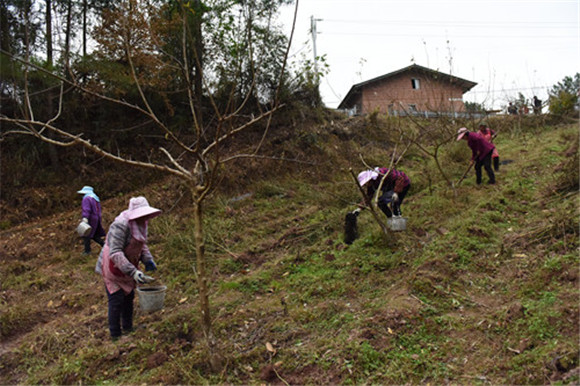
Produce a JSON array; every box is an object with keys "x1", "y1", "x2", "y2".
[
  {"x1": 126, "y1": 196, "x2": 162, "y2": 220},
  {"x1": 357, "y1": 169, "x2": 379, "y2": 187},
  {"x1": 456, "y1": 127, "x2": 469, "y2": 141}
]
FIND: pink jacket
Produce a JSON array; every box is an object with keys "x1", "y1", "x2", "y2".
[
  {"x1": 478, "y1": 128, "x2": 499, "y2": 158},
  {"x1": 96, "y1": 210, "x2": 154, "y2": 294},
  {"x1": 467, "y1": 132, "x2": 495, "y2": 161}
]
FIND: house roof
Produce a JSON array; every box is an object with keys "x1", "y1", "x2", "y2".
[{"x1": 337, "y1": 64, "x2": 478, "y2": 110}]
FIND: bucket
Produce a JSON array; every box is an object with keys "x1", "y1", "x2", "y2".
[
  {"x1": 137, "y1": 285, "x2": 167, "y2": 312},
  {"x1": 388, "y1": 217, "x2": 407, "y2": 231},
  {"x1": 76, "y1": 221, "x2": 92, "y2": 237}
]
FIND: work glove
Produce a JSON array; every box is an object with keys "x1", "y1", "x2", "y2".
[
  {"x1": 392, "y1": 193, "x2": 399, "y2": 203},
  {"x1": 145, "y1": 260, "x2": 157, "y2": 272},
  {"x1": 133, "y1": 270, "x2": 154, "y2": 284},
  {"x1": 82, "y1": 218, "x2": 89, "y2": 224}
]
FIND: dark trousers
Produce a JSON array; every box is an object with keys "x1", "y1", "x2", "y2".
[
  {"x1": 493, "y1": 157, "x2": 499, "y2": 171},
  {"x1": 475, "y1": 152, "x2": 495, "y2": 184},
  {"x1": 84, "y1": 235, "x2": 104, "y2": 254},
  {"x1": 378, "y1": 184, "x2": 410, "y2": 217},
  {"x1": 106, "y1": 288, "x2": 135, "y2": 338}
]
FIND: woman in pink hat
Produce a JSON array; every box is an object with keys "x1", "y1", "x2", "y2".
[
  {"x1": 456, "y1": 127, "x2": 496, "y2": 185},
  {"x1": 95, "y1": 196, "x2": 161, "y2": 340},
  {"x1": 357, "y1": 167, "x2": 411, "y2": 218}
]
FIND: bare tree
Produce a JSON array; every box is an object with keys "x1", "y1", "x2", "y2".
[
  {"x1": 350, "y1": 127, "x2": 413, "y2": 240},
  {"x1": 0, "y1": 0, "x2": 299, "y2": 369}
]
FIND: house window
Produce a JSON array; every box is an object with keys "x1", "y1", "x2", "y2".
[
  {"x1": 408, "y1": 104, "x2": 417, "y2": 112},
  {"x1": 411, "y1": 78, "x2": 420, "y2": 89}
]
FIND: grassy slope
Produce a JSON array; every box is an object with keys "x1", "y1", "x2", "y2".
[{"x1": 0, "y1": 119, "x2": 578, "y2": 385}]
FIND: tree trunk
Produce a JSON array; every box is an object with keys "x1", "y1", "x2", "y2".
[
  {"x1": 192, "y1": 190, "x2": 211, "y2": 338},
  {"x1": 0, "y1": 2, "x2": 10, "y2": 52},
  {"x1": 191, "y1": 184, "x2": 223, "y2": 371},
  {"x1": 82, "y1": 0, "x2": 87, "y2": 57},
  {"x1": 192, "y1": 0, "x2": 203, "y2": 128},
  {"x1": 45, "y1": 0, "x2": 60, "y2": 169},
  {"x1": 46, "y1": 0, "x2": 52, "y2": 65},
  {"x1": 63, "y1": 0, "x2": 73, "y2": 74}
]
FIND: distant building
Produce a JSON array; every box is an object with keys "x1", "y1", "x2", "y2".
[{"x1": 337, "y1": 64, "x2": 477, "y2": 117}]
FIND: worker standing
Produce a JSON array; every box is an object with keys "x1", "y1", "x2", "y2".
[{"x1": 77, "y1": 186, "x2": 105, "y2": 255}]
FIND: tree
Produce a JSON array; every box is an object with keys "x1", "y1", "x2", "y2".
[
  {"x1": 0, "y1": 0, "x2": 298, "y2": 369},
  {"x1": 548, "y1": 73, "x2": 580, "y2": 117},
  {"x1": 464, "y1": 101, "x2": 485, "y2": 113}
]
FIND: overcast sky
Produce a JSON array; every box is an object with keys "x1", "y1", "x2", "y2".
[{"x1": 279, "y1": 0, "x2": 579, "y2": 110}]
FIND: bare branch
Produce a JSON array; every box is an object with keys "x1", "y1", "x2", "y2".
[
  {"x1": 1, "y1": 49, "x2": 194, "y2": 155},
  {"x1": 0, "y1": 117, "x2": 188, "y2": 179},
  {"x1": 202, "y1": 104, "x2": 284, "y2": 157},
  {"x1": 221, "y1": 153, "x2": 316, "y2": 165},
  {"x1": 179, "y1": 6, "x2": 203, "y2": 144},
  {"x1": 39, "y1": 82, "x2": 65, "y2": 136},
  {"x1": 123, "y1": 28, "x2": 195, "y2": 156},
  {"x1": 252, "y1": 0, "x2": 299, "y2": 156},
  {"x1": 3, "y1": 119, "x2": 76, "y2": 146},
  {"x1": 349, "y1": 168, "x2": 389, "y2": 237},
  {"x1": 159, "y1": 147, "x2": 193, "y2": 178}
]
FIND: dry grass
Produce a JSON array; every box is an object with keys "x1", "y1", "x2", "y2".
[{"x1": 0, "y1": 117, "x2": 578, "y2": 385}]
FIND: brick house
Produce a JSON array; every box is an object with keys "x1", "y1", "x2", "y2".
[{"x1": 337, "y1": 64, "x2": 477, "y2": 116}]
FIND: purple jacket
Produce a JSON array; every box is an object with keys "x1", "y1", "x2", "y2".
[
  {"x1": 367, "y1": 168, "x2": 411, "y2": 195},
  {"x1": 81, "y1": 196, "x2": 105, "y2": 238},
  {"x1": 467, "y1": 132, "x2": 495, "y2": 161}
]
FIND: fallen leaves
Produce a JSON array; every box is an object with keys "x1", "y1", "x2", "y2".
[{"x1": 266, "y1": 341, "x2": 276, "y2": 354}]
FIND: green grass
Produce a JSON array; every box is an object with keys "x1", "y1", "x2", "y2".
[{"x1": 1, "y1": 119, "x2": 578, "y2": 385}]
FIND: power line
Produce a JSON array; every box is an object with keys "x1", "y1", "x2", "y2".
[
  {"x1": 322, "y1": 85, "x2": 556, "y2": 105},
  {"x1": 323, "y1": 18, "x2": 577, "y2": 28},
  {"x1": 467, "y1": 86, "x2": 551, "y2": 94},
  {"x1": 320, "y1": 31, "x2": 576, "y2": 39}
]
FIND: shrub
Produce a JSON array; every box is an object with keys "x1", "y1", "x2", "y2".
[{"x1": 548, "y1": 73, "x2": 579, "y2": 117}]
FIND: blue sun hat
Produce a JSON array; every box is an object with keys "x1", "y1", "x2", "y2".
[
  {"x1": 77, "y1": 186, "x2": 94, "y2": 195},
  {"x1": 77, "y1": 186, "x2": 100, "y2": 202}
]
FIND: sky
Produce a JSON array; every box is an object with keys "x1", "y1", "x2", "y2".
[{"x1": 278, "y1": 0, "x2": 579, "y2": 111}]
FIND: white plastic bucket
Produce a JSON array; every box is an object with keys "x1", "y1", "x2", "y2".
[
  {"x1": 76, "y1": 221, "x2": 92, "y2": 237},
  {"x1": 388, "y1": 217, "x2": 407, "y2": 231},
  {"x1": 137, "y1": 285, "x2": 167, "y2": 312}
]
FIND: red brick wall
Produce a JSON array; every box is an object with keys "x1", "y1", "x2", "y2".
[{"x1": 359, "y1": 71, "x2": 467, "y2": 115}]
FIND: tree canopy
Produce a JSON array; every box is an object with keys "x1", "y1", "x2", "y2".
[
  {"x1": 548, "y1": 73, "x2": 579, "y2": 117},
  {"x1": 1, "y1": 0, "x2": 318, "y2": 147}
]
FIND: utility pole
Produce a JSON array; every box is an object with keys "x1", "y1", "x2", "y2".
[{"x1": 310, "y1": 15, "x2": 322, "y2": 84}]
